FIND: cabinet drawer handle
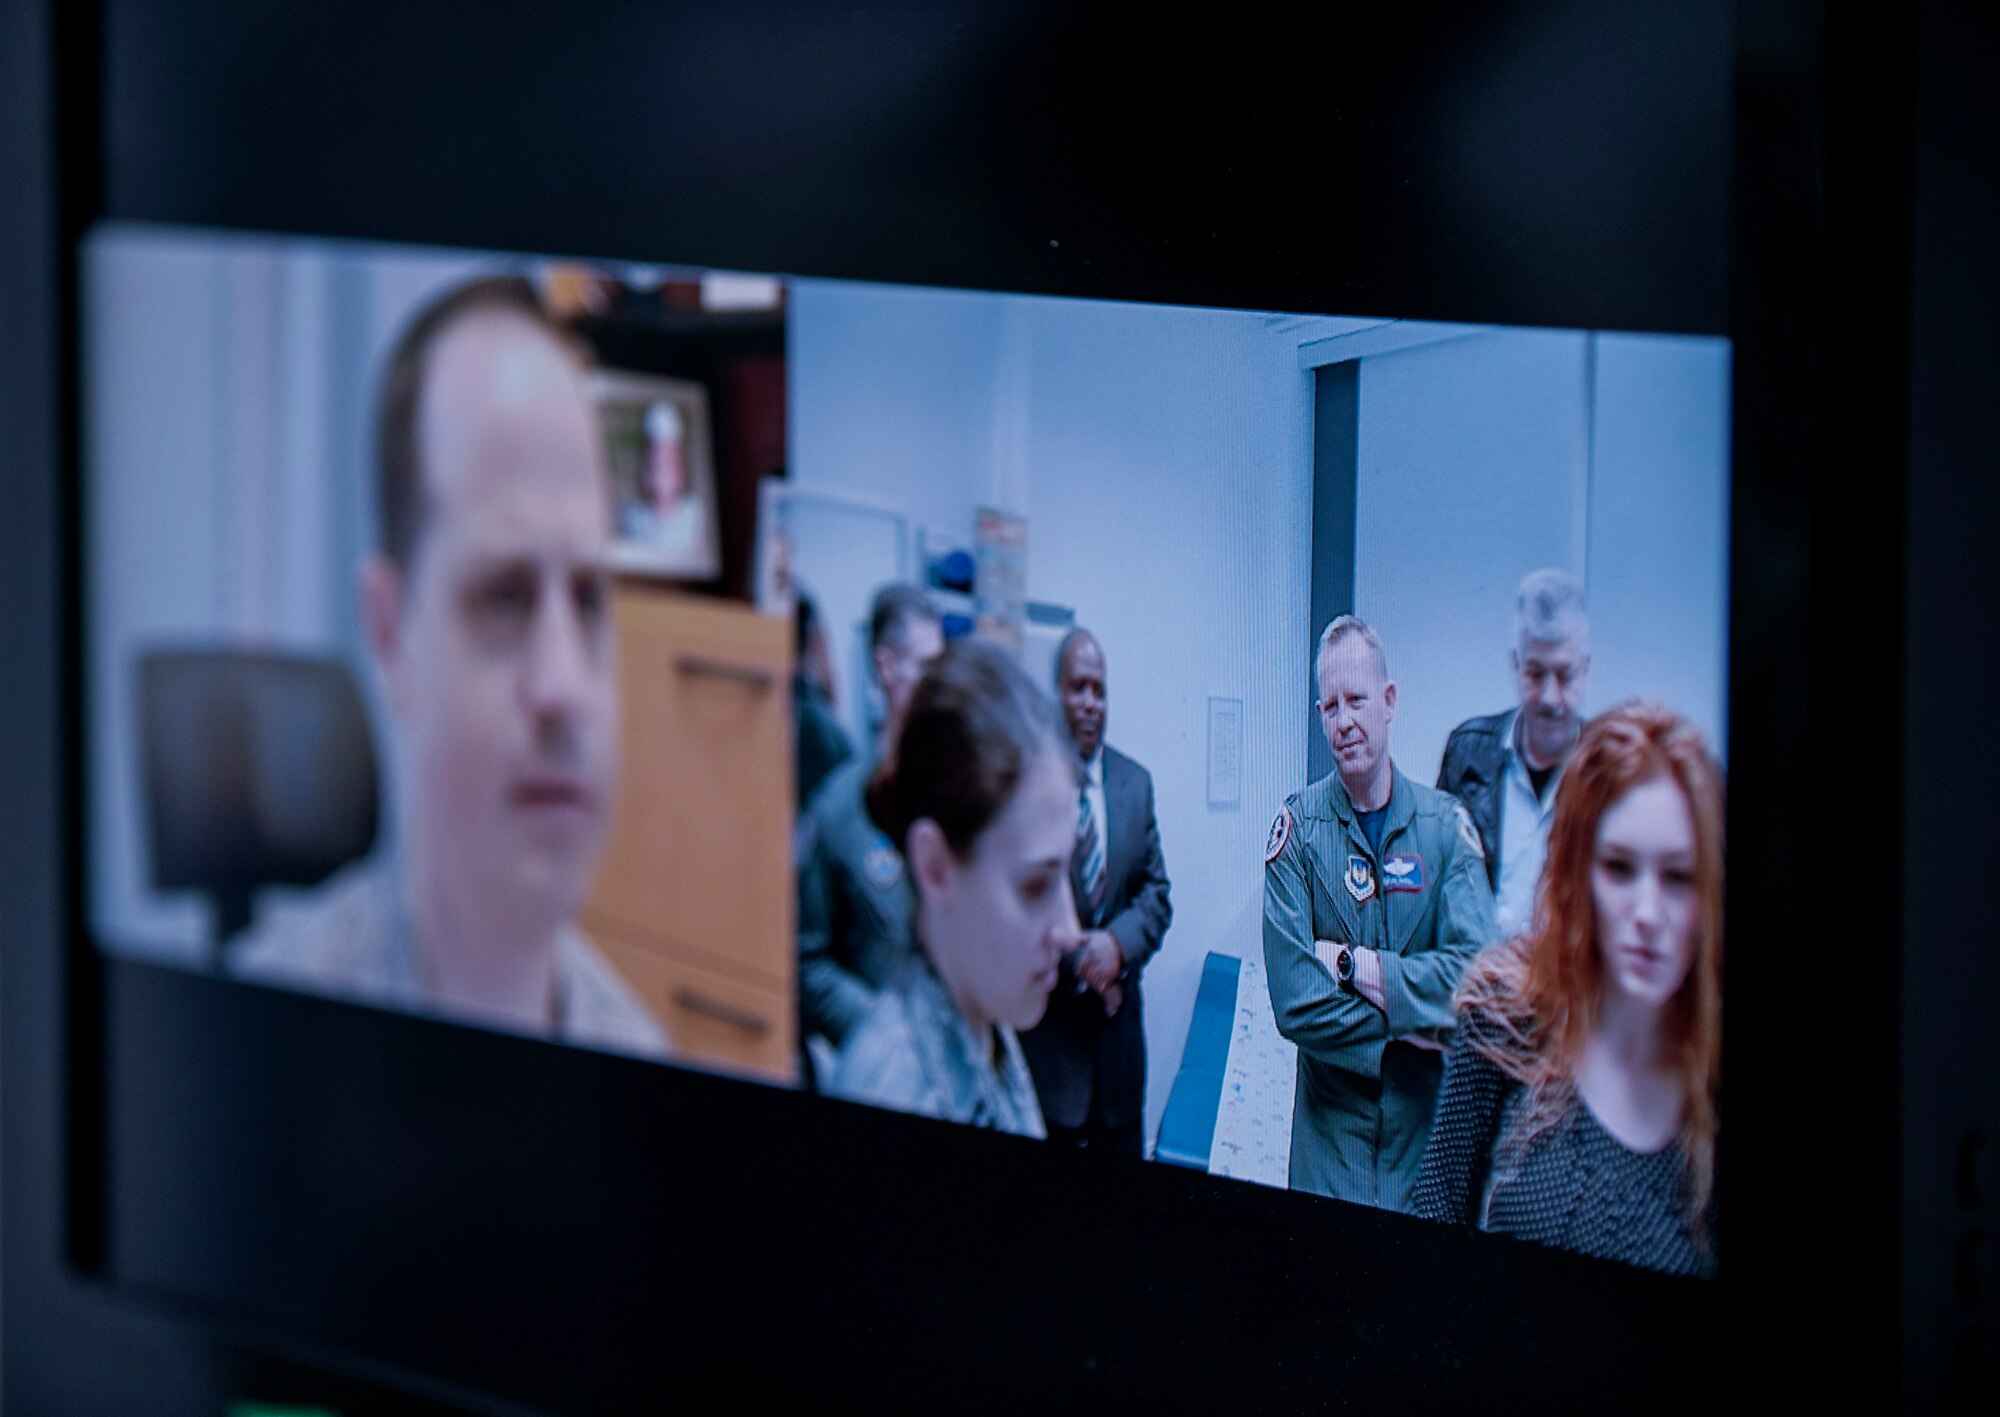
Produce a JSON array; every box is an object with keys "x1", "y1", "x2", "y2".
[
  {"x1": 674, "y1": 988, "x2": 772, "y2": 1034},
  {"x1": 674, "y1": 654, "x2": 775, "y2": 691}
]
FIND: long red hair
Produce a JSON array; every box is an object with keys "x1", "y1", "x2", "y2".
[{"x1": 1456, "y1": 701, "x2": 1724, "y2": 1237}]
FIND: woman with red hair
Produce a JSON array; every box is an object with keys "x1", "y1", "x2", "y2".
[{"x1": 1412, "y1": 702, "x2": 1722, "y2": 1277}]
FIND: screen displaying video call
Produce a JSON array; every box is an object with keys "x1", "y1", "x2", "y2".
[{"x1": 85, "y1": 222, "x2": 1731, "y2": 1280}]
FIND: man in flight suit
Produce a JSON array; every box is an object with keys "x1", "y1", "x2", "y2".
[
  {"x1": 1263, "y1": 615, "x2": 1498, "y2": 1210},
  {"x1": 796, "y1": 584, "x2": 944, "y2": 1083}
]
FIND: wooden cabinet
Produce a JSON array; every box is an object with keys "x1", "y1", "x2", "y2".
[{"x1": 582, "y1": 585, "x2": 796, "y2": 1086}]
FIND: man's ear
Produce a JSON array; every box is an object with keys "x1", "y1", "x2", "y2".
[
  {"x1": 359, "y1": 554, "x2": 408, "y2": 716},
  {"x1": 1383, "y1": 680, "x2": 1398, "y2": 721},
  {"x1": 872, "y1": 643, "x2": 896, "y2": 693},
  {"x1": 907, "y1": 818, "x2": 954, "y2": 900}
]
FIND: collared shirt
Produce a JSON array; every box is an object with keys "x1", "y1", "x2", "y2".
[
  {"x1": 827, "y1": 954, "x2": 1047, "y2": 1138},
  {"x1": 1494, "y1": 709, "x2": 1563, "y2": 940},
  {"x1": 1078, "y1": 746, "x2": 1109, "y2": 926},
  {"x1": 229, "y1": 853, "x2": 671, "y2": 1060}
]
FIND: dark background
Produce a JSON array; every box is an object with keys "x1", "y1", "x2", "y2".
[{"x1": 2, "y1": 1, "x2": 1991, "y2": 1411}]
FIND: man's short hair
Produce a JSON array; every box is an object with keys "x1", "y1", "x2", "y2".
[
  {"x1": 1515, "y1": 568, "x2": 1588, "y2": 647},
  {"x1": 868, "y1": 584, "x2": 939, "y2": 654},
  {"x1": 374, "y1": 273, "x2": 586, "y2": 573},
  {"x1": 1053, "y1": 626, "x2": 1101, "y2": 692},
  {"x1": 1316, "y1": 614, "x2": 1388, "y2": 685}
]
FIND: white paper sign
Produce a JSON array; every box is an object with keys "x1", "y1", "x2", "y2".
[{"x1": 1207, "y1": 696, "x2": 1244, "y2": 808}]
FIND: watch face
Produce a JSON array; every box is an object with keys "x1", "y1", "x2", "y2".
[{"x1": 1336, "y1": 947, "x2": 1355, "y2": 984}]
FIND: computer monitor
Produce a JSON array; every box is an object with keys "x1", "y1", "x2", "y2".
[{"x1": 5, "y1": 1, "x2": 1944, "y2": 1411}]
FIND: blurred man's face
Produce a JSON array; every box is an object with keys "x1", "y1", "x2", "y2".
[
  {"x1": 875, "y1": 615, "x2": 944, "y2": 728},
  {"x1": 1513, "y1": 631, "x2": 1589, "y2": 766},
  {"x1": 1058, "y1": 635, "x2": 1107, "y2": 760},
  {"x1": 365, "y1": 310, "x2": 619, "y2": 933},
  {"x1": 1318, "y1": 636, "x2": 1396, "y2": 790}
]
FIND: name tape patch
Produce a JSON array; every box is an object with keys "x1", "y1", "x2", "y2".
[{"x1": 1383, "y1": 853, "x2": 1426, "y2": 892}]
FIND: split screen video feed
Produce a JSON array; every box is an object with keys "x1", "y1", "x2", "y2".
[{"x1": 86, "y1": 224, "x2": 1729, "y2": 1278}]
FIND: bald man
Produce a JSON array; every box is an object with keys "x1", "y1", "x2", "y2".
[
  {"x1": 231, "y1": 276, "x2": 666, "y2": 1059},
  {"x1": 1018, "y1": 628, "x2": 1173, "y2": 1157}
]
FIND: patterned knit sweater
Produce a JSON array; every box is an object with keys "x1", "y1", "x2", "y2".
[{"x1": 1412, "y1": 1019, "x2": 1715, "y2": 1279}]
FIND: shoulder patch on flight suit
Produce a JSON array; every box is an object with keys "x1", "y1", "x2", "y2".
[
  {"x1": 1344, "y1": 855, "x2": 1376, "y2": 903},
  {"x1": 1265, "y1": 806, "x2": 1294, "y2": 863},
  {"x1": 864, "y1": 838, "x2": 904, "y2": 890},
  {"x1": 1454, "y1": 803, "x2": 1485, "y2": 860}
]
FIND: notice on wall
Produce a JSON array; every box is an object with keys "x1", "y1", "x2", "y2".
[{"x1": 1207, "y1": 695, "x2": 1244, "y2": 809}]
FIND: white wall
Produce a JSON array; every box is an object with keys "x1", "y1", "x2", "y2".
[
  {"x1": 787, "y1": 282, "x2": 1009, "y2": 745},
  {"x1": 792, "y1": 282, "x2": 1320, "y2": 1147}
]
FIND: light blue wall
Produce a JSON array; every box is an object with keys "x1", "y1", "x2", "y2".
[
  {"x1": 1586, "y1": 332, "x2": 1732, "y2": 756},
  {"x1": 1354, "y1": 329, "x2": 1593, "y2": 785},
  {"x1": 1350, "y1": 327, "x2": 1730, "y2": 781}
]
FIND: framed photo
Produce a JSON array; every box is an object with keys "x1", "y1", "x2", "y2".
[{"x1": 593, "y1": 369, "x2": 722, "y2": 580}]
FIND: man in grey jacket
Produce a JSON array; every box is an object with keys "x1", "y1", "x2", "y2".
[{"x1": 1436, "y1": 568, "x2": 1592, "y2": 940}]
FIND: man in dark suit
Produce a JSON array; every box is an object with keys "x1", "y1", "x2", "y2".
[
  {"x1": 1019, "y1": 628, "x2": 1172, "y2": 1157},
  {"x1": 1435, "y1": 568, "x2": 1591, "y2": 941}
]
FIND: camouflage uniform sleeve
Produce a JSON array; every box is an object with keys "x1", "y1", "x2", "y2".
[
  {"x1": 1262, "y1": 804, "x2": 1389, "y2": 1077},
  {"x1": 796, "y1": 806, "x2": 878, "y2": 1047},
  {"x1": 826, "y1": 993, "x2": 945, "y2": 1122},
  {"x1": 1378, "y1": 801, "x2": 1501, "y2": 1041}
]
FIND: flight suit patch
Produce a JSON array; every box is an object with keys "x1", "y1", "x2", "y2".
[
  {"x1": 1344, "y1": 855, "x2": 1376, "y2": 903},
  {"x1": 1265, "y1": 806, "x2": 1294, "y2": 863},
  {"x1": 1383, "y1": 853, "x2": 1425, "y2": 892}
]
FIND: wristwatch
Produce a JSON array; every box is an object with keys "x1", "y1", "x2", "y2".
[{"x1": 1334, "y1": 944, "x2": 1356, "y2": 988}]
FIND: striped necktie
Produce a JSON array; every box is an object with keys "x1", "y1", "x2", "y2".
[{"x1": 1076, "y1": 780, "x2": 1106, "y2": 925}]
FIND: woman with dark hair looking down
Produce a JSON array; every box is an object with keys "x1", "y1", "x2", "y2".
[
  {"x1": 1413, "y1": 701, "x2": 1723, "y2": 1277},
  {"x1": 827, "y1": 637, "x2": 1082, "y2": 1137}
]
